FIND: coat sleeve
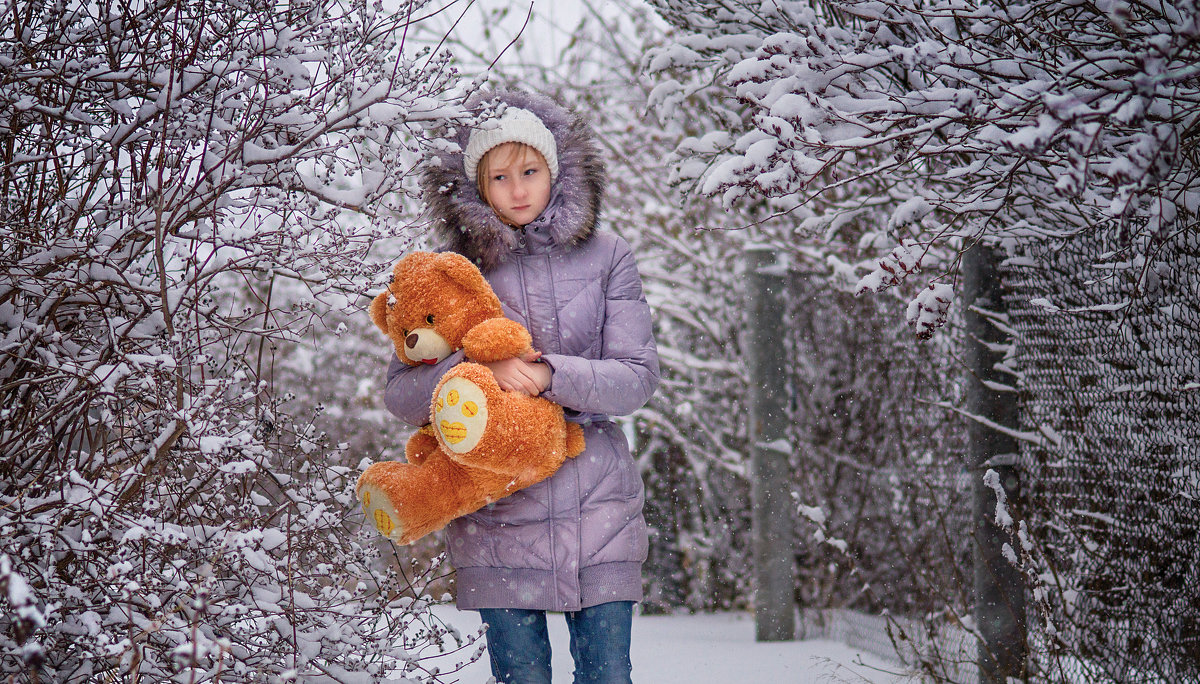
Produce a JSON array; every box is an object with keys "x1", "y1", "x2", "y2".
[
  {"x1": 540, "y1": 237, "x2": 660, "y2": 416},
  {"x1": 382, "y1": 350, "x2": 466, "y2": 427}
]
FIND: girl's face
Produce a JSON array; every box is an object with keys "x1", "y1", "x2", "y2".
[{"x1": 479, "y1": 142, "x2": 552, "y2": 227}]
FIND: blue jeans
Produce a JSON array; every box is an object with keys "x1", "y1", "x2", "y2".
[{"x1": 478, "y1": 601, "x2": 634, "y2": 683}]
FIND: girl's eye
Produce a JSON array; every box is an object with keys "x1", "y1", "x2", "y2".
[
  {"x1": 524, "y1": 168, "x2": 538, "y2": 175},
  {"x1": 425, "y1": 314, "x2": 435, "y2": 325},
  {"x1": 492, "y1": 174, "x2": 505, "y2": 181}
]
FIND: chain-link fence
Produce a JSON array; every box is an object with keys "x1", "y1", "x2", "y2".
[
  {"x1": 1003, "y1": 227, "x2": 1200, "y2": 682},
  {"x1": 762, "y1": 228, "x2": 1198, "y2": 683}
]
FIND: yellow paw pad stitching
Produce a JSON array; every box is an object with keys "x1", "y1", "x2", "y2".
[
  {"x1": 373, "y1": 508, "x2": 394, "y2": 535},
  {"x1": 440, "y1": 420, "x2": 467, "y2": 444}
]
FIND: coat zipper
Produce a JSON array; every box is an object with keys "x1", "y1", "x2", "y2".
[{"x1": 516, "y1": 252, "x2": 562, "y2": 608}]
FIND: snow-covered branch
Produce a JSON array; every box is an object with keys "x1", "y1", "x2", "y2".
[
  {"x1": 646, "y1": 0, "x2": 1200, "y2": 336},
  {"x1": 0, "y1": 0, "x2": 482, "y2": 679}
]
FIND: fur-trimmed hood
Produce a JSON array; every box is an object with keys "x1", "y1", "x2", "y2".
[{"x1": 422, "y1": 91, "x2": 605, "y2": 271}]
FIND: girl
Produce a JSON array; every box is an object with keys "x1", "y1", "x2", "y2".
[{"x1": 382, "y1": 91, "x2": 659, "y2": 683}]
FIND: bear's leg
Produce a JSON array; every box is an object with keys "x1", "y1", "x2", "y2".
[
  {"x1": 357, "y1": 463, "x2": 408, "y2": 543},
  {"x1": 356, "y1": 452, "x2": 496, "y2": 545},
  {"x1": 405, "y1": 425, "x2": 439, "y2": 465}
]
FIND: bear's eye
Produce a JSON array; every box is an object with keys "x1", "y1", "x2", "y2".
[{"x1": 425, "y1": 314, "x2": 435, "y2": 325}]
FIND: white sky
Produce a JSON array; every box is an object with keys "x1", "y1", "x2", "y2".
[
  {"x1": 411, "y1": 0, "x2": 661, "y2": 77},
  {"x1": 398, "y1": 0, "x2": 579, "y2": 68}
]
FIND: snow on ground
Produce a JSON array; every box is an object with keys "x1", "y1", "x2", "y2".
[{"x1": 422, "y1": 605, "x2": 914, "y2": 683}]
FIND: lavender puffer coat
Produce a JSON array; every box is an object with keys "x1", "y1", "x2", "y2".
[{"x1": 382, "y1": 91, "x2": 659, "y2": 612}]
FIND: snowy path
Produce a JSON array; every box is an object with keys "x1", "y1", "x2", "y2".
[{"x1": 422, "y1": 606, "x2": 913, "y2": 683}]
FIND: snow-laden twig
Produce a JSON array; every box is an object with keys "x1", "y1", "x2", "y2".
[{"x1": 927, "y1": 400, "x2": 1062, "y2": 448}]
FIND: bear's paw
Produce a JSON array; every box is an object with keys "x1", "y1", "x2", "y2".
[
  {"x1": 433, "y1": 376, "x2": 489, "y2": 454},
  {"x1": 358, "y1": 482, "x2": 406, "y2": 545}
]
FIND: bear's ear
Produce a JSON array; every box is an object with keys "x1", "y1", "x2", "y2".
[
  {"x1": 394, "y1": 251, "x2": 438, "y2": 284},
  {"x1": 375, "y1": 251, "x2": 437, "y2": 334},
  {"x1": 435, "y1": 253, "x2": 502, "y2": 311},
  {"x1": 369, "y1": 290, "x2": 392, "y2": 335}
]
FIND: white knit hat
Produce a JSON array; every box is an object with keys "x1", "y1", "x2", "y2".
[{"x1": 463, "y1": 107, "x2": 559, "y2": 183}]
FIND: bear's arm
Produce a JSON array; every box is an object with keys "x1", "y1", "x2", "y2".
[
  {"x1": 462, "y1": 317, "x2": 533, "y2": 362},
  {"x1": 383, "y1": 350, "x2": 465, "y2": 426},
  {"x1": 539, "y1": 236, "x2": 660, "y2": 416}
]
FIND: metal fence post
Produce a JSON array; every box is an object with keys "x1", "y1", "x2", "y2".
[
  {"x1": 745, "y1": 245, "x2": 796, "y2": 642},
  {"x1": 963, "y1": 242, "x2": 1028, "y2": 681}
]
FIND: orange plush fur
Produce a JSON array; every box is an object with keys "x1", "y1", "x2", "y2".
[{"x1": 357, "y1": 252, "x2": 585, "y2": 545}]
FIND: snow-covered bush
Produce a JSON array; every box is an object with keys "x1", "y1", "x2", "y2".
[
  {"x1": 645, "y1": 0, "x2": 1200, "y2": 333},
  {"x1": 644, "y1": 0, "x2": 1200, "y2": 678},
  {"x1": 0, "y1": 0, "x2": 484, "y2": 679}
]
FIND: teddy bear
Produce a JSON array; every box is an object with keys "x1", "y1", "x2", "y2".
[{"x1": 356, "y1": 251, "x2": 585, "y2": 545}]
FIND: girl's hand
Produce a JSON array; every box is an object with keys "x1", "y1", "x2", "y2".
[{"x1": 483, "y1": 350, "x2": 551, "y2": 396}]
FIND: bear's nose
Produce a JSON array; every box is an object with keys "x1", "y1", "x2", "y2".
[{"x1": 406, "y1": 333, "x2": 419, "y2": 348}]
